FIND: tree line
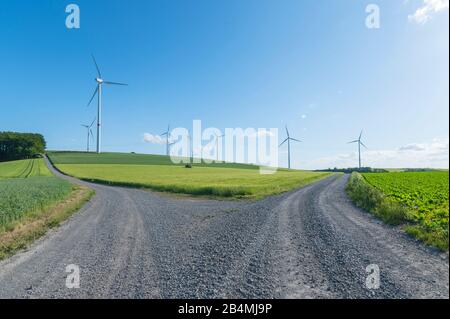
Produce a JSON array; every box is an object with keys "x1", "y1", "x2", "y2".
[{"x1": 0, "y1": 132, "x2": 46, "y2": 162}]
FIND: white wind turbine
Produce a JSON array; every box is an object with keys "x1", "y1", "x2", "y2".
[
  {"x1": 81, "y1": 118, "x2": 96, "y2": 152},
  {"x1": 348, "y1": 129, "x2": 368, "y2": 169},
  {"x1": 161, "y1": 124, "x2": 172, "y2": 156},
  {"x1": 87, "y1": 55, "x2": 128, "y2": 153},
  {"x1": 279, "y1": 126, "x2": 302, "y2": 169}
]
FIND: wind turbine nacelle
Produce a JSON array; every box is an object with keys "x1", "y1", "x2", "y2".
[{"x1": 95, "y1": 78, "x2": 104, "y2": 84}]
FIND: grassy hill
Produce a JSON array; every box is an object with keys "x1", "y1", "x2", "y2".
[{"x1": 47, "y1": 151, "x2": 259, "y2": 170}]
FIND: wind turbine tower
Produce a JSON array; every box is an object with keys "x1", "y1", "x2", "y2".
[
  {"x1": 81, "y1": 118, "x2": 96, "y2": 152},
  {"x1": 161, "y1": 125, "x2": 172, "y2": 156},
  {"x1": 348, "y1": 130, "x2": 368, "y2": 169},
  {"x1": 279, "y1": 126, "x2": 302, "y2": 169},
  {"x1": 88, "y1": 55, "x2": 128, "y2": 153}
]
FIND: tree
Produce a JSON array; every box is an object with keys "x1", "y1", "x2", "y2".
[{"x1": 0, "y1": 132, "x2": 46, "y2": 162}]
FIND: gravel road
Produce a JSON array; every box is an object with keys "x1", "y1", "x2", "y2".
[{"x1": 0, "y1": 158, "x2": 448, "y2": 298}]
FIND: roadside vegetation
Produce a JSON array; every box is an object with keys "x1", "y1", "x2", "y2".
[
  {"x1": 0, "y1": 158, "x2": 93, "y2": 260},
  {"x1": 48, "y1": 152, "x2": 332, "y2": 199},
  {"x1": 346, "y1": 171, "x2": 449, "y2": 250}
]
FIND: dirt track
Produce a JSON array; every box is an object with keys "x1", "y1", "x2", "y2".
[{"x1": 0, "y1": 159, "x2": 448, "y2": 298}]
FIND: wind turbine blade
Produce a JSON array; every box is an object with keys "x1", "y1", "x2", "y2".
[
  {"x1": 89, "y1": 118, "x2": 96, "y2": 128},
  {"x1": 285, "y1": 126, "x2": 290, "y2": 138},
  {"x1": 90, "y1": 129, "x2": 94, "y2": 140},
  {"x1": 87, "y1": 86, "x2": 99, "y2": 106},
  {"x1": 92, "y1": 54, "x2": 102, "y2": 78},
  {"x1": 360, "y1": 141, "x2": 368, "y2": 149},
  {"x1": 279, "y1": 138, "x2": 288, "y2": 147},
  {"x1": 104, "y1": 81, "x2": 128, "y2": 86},
  {"x1": 290, "y1": 138, "x2": 302, "y2": 143},
  {"x1": 347, "y1": 140, "x2": 358, "y2": 144},
  {"x1": 359, "y1": 129, "x2": 363, "y2": 140}
]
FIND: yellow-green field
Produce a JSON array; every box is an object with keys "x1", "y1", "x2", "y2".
[
  {"x1": 0, "y1": 158, "x2": 52, "y2": 179},
  {"x1": 56, "y1": 164, "x2": 331, "y2": 199},
  {"x1": 49, "y1": 152, "x2": 332, "y2": 199}
]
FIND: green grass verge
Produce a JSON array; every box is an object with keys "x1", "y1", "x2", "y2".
[{"x1": 346, "y1": 172, "x2": 449, "y2": 251}]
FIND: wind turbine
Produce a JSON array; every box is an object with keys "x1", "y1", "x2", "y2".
[
  {"x1": 81, "y1": 118, "x2": 96, "y2": 152},
  {"x1": 214, "y1": 132, "x2": 225, "y2": 162},
  {"x1": 348, "y1": 130, "x2": 367, "y2": 169},
  {"x1": 279, "y1": 126, "x2": 302, "y2": 169},
  {"x1": 87, "y1": 55, "x2": 128, "y2": 153},
  {"x1": 161, "y1": 125, "x2": 172, "y2": 156}
]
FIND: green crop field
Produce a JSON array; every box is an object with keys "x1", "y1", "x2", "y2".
[
  {"x1": 362, "y1": 172, "x2": 449, "y2": 214},
  {"x1": 0, "y1": 158, "x2": 93, "y2": 259},
  {"x1": 0, "y1": 177, "x2": 72, "y2": 231},
  {"x1": 0, "y1": 159, "x2": 72, "y2": 231},
  {"x1": 362, "y1": 171, "x2": 449, "y2": 249},
  {"x1": 48, "y1": 151, "x2": 258, "y2": 170},
  {"x1": 0, "y1": 158, "x2": 52, "y2": 179},
  {"x1": 48, "y1": 152, "x2": 332, "y2": 199}
]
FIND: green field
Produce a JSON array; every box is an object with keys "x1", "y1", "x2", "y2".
[
  {"x1": 48, "y1": 151, "x2": 258, "y2": 170},
  {"x1": 0, "y1": 177, "x2": 73, "y2": 231},
  {"x1": 0, "y1": 159, "x2": 73, "y2": 231},
  {"x1": 48, "y1": 152, "x2": 332, "y2": 199},
  {"x1": 353, "y1": 171, "x2": 449, "y2": 250},
  {"x1": 362, "y1": 172, "x2": 449, "y2": 218},
  {"x1": 0, "y1": 158, "x2": 52, "y2": 179},
  {"x1": 0, "y1": 158, "x2": 93, "y2": 259}
]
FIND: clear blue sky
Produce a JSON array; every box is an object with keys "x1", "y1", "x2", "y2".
[{"x1": 0, "y1": 0, "x2": 448, "y2": 169}]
